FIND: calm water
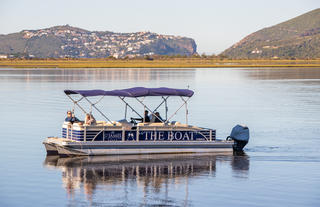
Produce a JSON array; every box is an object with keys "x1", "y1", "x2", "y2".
[{"x1": 0, "y1": 67, "x2": 319, "y2": 207}]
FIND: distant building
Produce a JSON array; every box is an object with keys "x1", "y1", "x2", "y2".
[
  {"x1": 0, "y1": 54, "x2": 8, "y2": 59},
  {"x1": 113, "y1": 53, "x2": 120, "y2": 59},
  {"x1": 251, "y1": 48, "x2": 262, "y2": 54}
]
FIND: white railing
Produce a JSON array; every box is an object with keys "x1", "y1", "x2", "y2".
[{"x1": 64, "y1": 125, "x2": 216, "y2": 142}]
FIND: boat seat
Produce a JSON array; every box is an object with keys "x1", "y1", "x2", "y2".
[
  {"x1": 149, "y1": 123, "x2": 165, "y2": 126},
  {"x1": 96, "y1": 121, "x2": 107, "y2": 126},
  {"x1": 106, "y1": 121, "x2": 122, "y2": 126},
  {"x1": 174, "y1": 122, "x2": 189, "y2": 127},
  {"x1": 137, "y1": 123, "x2": 148, "y2": 126},
  {"x1": 191, "y1": 126, "x2": 203, "y2": 130},
  {"x1": 118, "y1": 119, "x2": 133, "y2": 129}
]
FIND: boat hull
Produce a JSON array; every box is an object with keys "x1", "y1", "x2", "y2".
[
  {"x1": 44, "y1": 138, "x2": 234, "y2": 156},
  {"x1": 43, "y1": 137, "x2": 71, "y2": 155},
  {"x1": 44, "y1": 142, "x2": 59, "y2": 155}
]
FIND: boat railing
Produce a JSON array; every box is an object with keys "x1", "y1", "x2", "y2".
[
  {"x1": 64, "y1": 125, "x2": 216, "y2": 142},
  {"x1": 197, "y1": 130, "x2": 213, "y2": 141},
  {"x1": 91, "y1": 128, "x2": 104, "y2": 142}
]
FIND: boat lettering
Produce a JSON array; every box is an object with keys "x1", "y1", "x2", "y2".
[
  {"x1": 150, "y1": 131, "x2": 156, "y2": 140},
  {"x1": 158, "y1": 131, "x2": 164, "y2": 140},
  {"x1": 142, "y1": 131, "x2": 194, "y2": 141},
  {"x1": 168, "y1": 131, "x2": 174, "y2": 141},
  {"x1": 105, "y1": 132, "x2": 122, "y2": 140},
  {"x1": 175, "y1": 132, "x2": 182, "y2": 140},
  {"x1": 182, "y1": 132, "x2": 190, "y2": 140}
]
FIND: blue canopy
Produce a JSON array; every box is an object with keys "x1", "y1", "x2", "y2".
[{"x1": 64, "y1": 87, "x2": 194, "y2": 97}]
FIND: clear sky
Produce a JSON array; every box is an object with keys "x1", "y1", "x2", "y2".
[{"x1": 0, "y1": 0, "x2": 319, "y2": 54}]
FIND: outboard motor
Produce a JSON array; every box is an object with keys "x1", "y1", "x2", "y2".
[{"x1": 227, "y1": 125, "x2": 249, "y2": 151}]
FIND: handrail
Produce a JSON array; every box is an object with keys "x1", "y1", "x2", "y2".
[
  {"x1": 197, "y1": 131, "x2": 209, "y2": 141},
  {"x1": 66, "y1": 124, "x2": 215, "y2": 142},
  {"x1": 91, "y1": 129, "x2": 105, "y2": 141}
]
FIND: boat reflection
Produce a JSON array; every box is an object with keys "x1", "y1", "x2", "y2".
[{"x1": 44, "y1": 153, "x2": 249, "y2": 202}]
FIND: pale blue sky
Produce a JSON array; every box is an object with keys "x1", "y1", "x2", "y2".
[{"x1": 0, "y1": 0, "x2": 319, "y2": 54}]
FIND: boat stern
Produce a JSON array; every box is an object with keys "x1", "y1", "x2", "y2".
[{"x1": 228, "y1": 125, "x2": 250, "y2": 151}]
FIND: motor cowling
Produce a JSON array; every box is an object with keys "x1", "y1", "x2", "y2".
[{"x1": 228, "y1": 124, "x2": 249, "y2": 151}]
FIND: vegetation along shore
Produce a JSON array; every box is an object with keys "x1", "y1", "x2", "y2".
[{"x1": 1, "y1": 57, "x2": 320, "y2": 68}]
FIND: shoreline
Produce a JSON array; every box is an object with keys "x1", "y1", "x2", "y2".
[{"x1": 1, "y1": 59, "x2": 320, "y2": 68}]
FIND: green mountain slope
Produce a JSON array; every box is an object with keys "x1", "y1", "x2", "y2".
[
  {"x1": 221, "y1": 8, "x2": 320, "y2": 59},
  {"x1": 0, "y1": 25, "x2": 197, "y2": 58}
]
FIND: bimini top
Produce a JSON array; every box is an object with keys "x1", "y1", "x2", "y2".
[{"x1": 64, "y1": 87, "x2": 194, "y2": 97}]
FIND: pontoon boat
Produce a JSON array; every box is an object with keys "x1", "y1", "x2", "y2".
[{"x1": 43, "y1": 87, "x2": 249, "y2": 156}]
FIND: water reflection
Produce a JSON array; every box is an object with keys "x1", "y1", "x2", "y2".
[
  {"x1": 244, "y1": 68, "x2": 320, "y2": 80},
  {"x1": 44, "y1": 153, "x2": 249, "y2": 204},
  {"x1": 0, "y1": 68, "x2": 196, "y2": 82}
]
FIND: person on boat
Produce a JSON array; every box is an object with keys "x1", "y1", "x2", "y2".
[
  {"x1": 65, "y1": 111, "x2": 80, "y2": 123},
  {"x1": 131, "y1": 110, "x2": 150, "y2": 123},
  {"x1": 152, "y1": 112, "x2": 163, "y2": 123},
  {"x1": 144, "y1": 110, "x2": 151, "y2": 122},
  {"x1": 85, "y1": 113, "x2": 96, "y2": 125}
]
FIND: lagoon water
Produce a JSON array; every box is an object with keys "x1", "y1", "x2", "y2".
[{"x1": 0, "y1": 67, "x2": 320, "y2": 207}]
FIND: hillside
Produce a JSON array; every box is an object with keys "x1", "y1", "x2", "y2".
[
  {"x1": 221, "y1": 8, "x2": 320, "y2": 59},
  {"x1": 0, "y1": 25, "x2": 197, "y2": 58}
]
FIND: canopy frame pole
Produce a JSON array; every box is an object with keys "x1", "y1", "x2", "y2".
[
  {"x1": 93, "y1": 95, "x2": 105, "y2": 106},
  {"x1": 166, "y1": 97, "x2": 191, "y2": 124},
  {"x1": 124, "y1": 103, "x2": 128, "y2": 119},
  {"x1": 143, "y1": 105, "x2": 146, "y2": 122},
  {"x1": 180, "y1": 96, "x2": 189, "y2": 124},
  {"x1": 135, "y1": 97, "x2": 165, "y2": 123},
  {"x1": 66, "y1": 95, "x2": 87, "y2": 115},
  {"x1": 119, "y1": 97, "x2": 143, "y2": 119},
  {"x1": 164, "y1": 96, "x2": 168, "y2": 121},
  {"x1": 152, "y1": 96, "x2": 168, "y2": 113},
  {"x1": 83, "y1": 96, "x2": 112, "y2": 123},
  {"x1": 90, "y1": 95, "x2": 105, "y2": 114},
  {"x1": 72, "y1": 96, "x2": 85, "y2": 113}
]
